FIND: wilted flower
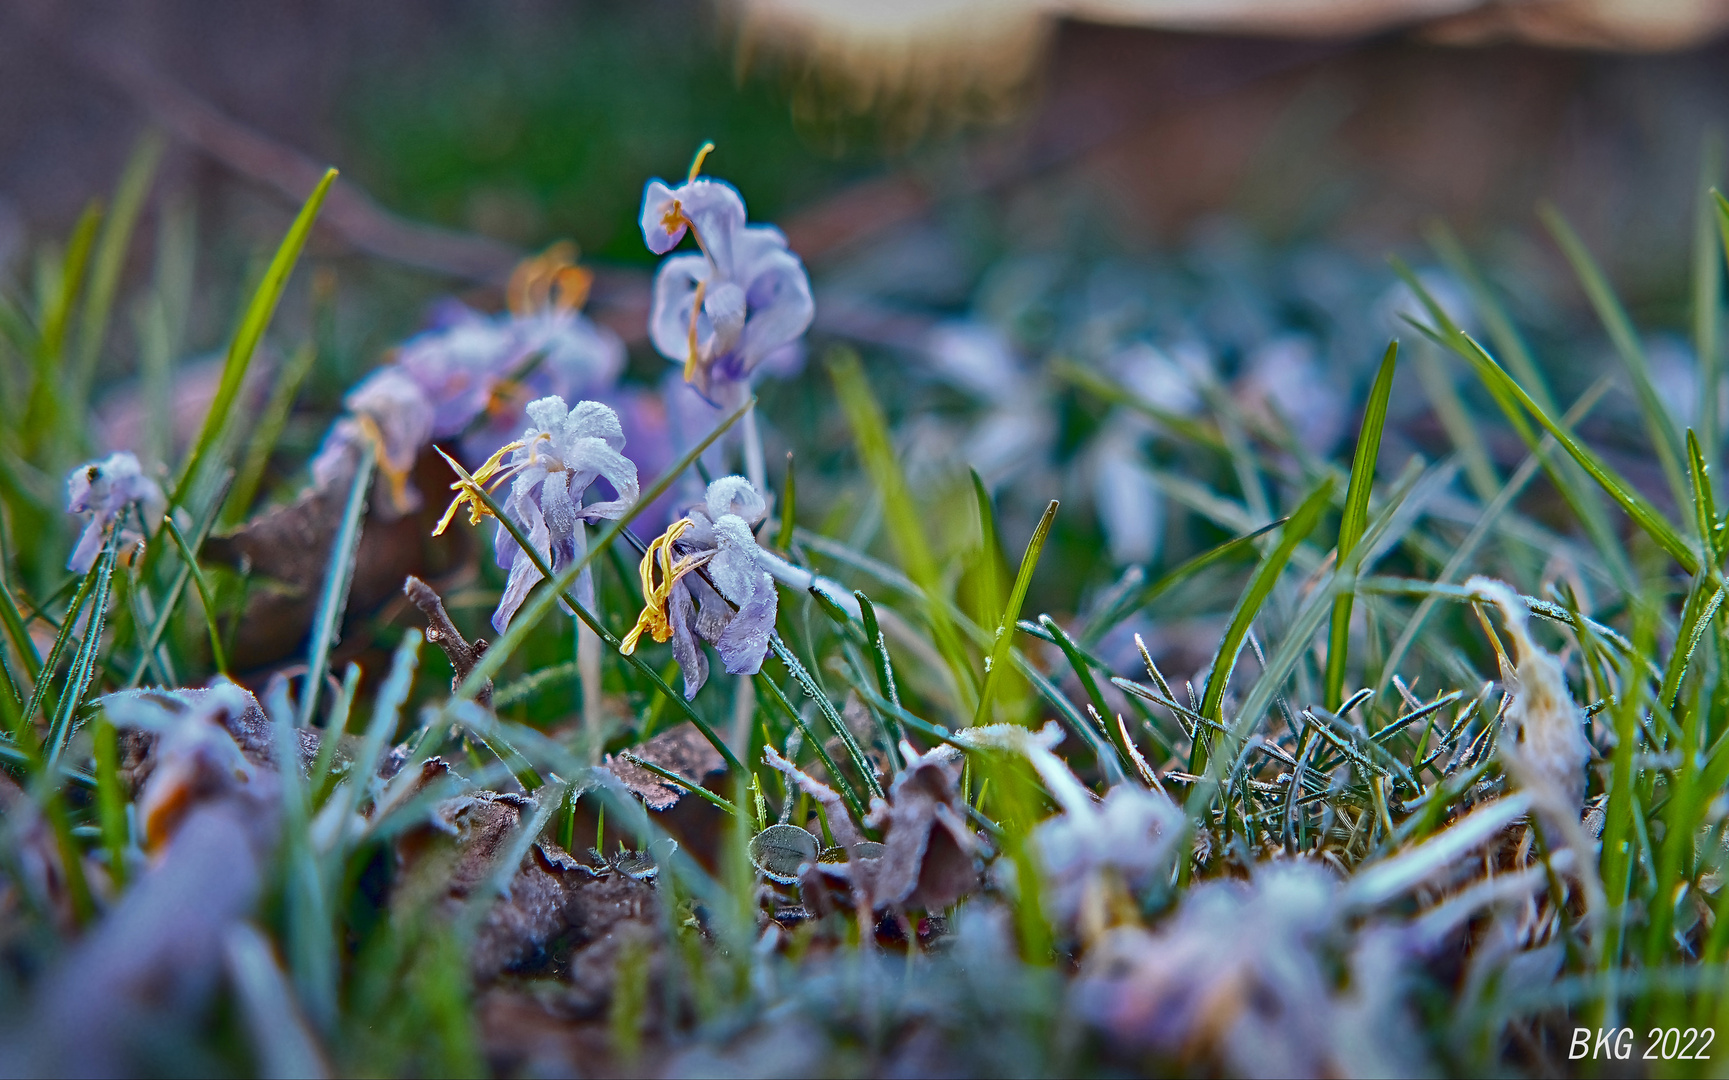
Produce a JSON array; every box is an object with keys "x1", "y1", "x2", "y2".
[
  {"x1": 314, "y1": 367, "x2": 436, "y2": 515},
  {"x1": 65, "y1": 451, "x2": 164, "y2": 574},
  {"x1": 1467, "y1": 576, "x2": 1591, "y2": 812},
  {"x1": 864, "y1": 741, "x2": 980, "y2": 910},
  {"x1": 621, "y1": 476, "x2": 778, "y2": 698},
  {"x1": 436, "y1": 395, "x2": 639, "y2": 634},
  {"x1": 311, "y1": 245, "x2": 623, "y2": 517},
  {"x1": 1074, "y1": 864, "x2": 1358, "y2": 1078},
  {"x1": 641, "y1": 145, "x2": 814, "y2": 407},
  {"x1": 1033, "y1": 782, "x2": 1183, "y2": 935}
]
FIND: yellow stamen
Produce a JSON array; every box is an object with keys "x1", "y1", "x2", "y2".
[
  {"x1": 687, "y1": 141, "x2": 715, "y2": 183},
  {"x1": 620, "y1": 518, "x2": 715, "y2": 655},
  {"x1": 507, "y1": 242, "x2": 591, "y2": 315},
  {"x1": 355, "y1": 414, "x2": 414, "y2": 516},
  {"x1": 432, "y1": 441, "x2": 525, "y2": 536},
  {"x1": 684, "y1": 278, "x2": 708, "y2": 384}
]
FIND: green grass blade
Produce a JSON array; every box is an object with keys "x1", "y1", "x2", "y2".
[
  {"x1": 1326, "y1": 342, "x2": 1396, "y2": 710},
  {"x1": 775, "y1": 451, "x2": 796, "y2": 550},
  {"x1": 1050, "y1": 358, "x2": 1228, "y2": 452},
  {"x1": 756, "y1": 671, "x2": 867, "y2": 823},
  {"x1": 297, "y1": 446, "x2": 374, "y2": 728},
  {"x1": 1688, "y1": 429, "x2": 1721, "y2": 562},
  {"x1": 225, "y1": 340, "x2": 318, "y2": 526},
  {"x1": 171, "y1": 168, "x2": 337, "y2": 512},
  {"x1": 1432, "y1": 325, "x2": 1696, "y2": 575},
  {"x1": 1037, "y1": 613, "x2": 1132, "y2": 772},
  {"x1": 1377, "y1": 378, "x2": 1611, "y2": 694},
  {"x1": 0, "y1": 570, "x2": 41, "y2": 682},
  {"x1": 93, "y1": 714, "x2": 127, "y2": 889},
  {"x1": 1425, "y1": 220, "x2": 1559, "y2": 413},
  {"x1": 162, "y1": 512, "x2": 229, "y2": 675},
  {"x1": 21, "y1": 549, "x2": 101, "y2": 738},
  {"x1": 1695, "y1": 137, "x2": 1724, "y2": 470},
  {"x1": 1661, "y1": 582, "x2": 1724, "y2": 707},
  {"x1": 973, "y1": 500, "x2": 1059, "y2": 726},
  {"x1": 769, "y1": 635, "x2": 884, "y2": 800},
  {"x1": 1541, "y1": 203, "x2": 1691, "y2": 513},
  {"x1": 855, "y1": 590, "x2": 902, "y2": 718},
  {"x1": 1395, "y1": 260, "x2": 1636, "y2": 586},
  {"x1": 1084, "y1": 519, "x2": 1284, "y2": 645},
  {"x1": 46, "y1": 527, "x2": 122, "y2": 765},
  {"x1": 829, "y1": 348, "x2": 976, "y2": 708},
  {"x1": 970, "y1": 469, "x2": 1004, "y2": 637},
  {"x1": 1196, "y1": 479, "x2": 1334, "y2": 764},
  {"x1": 72, "y1": 133, "x2": 163, "y2": 412},
  {"x1": 26, "y1": 203, "x2": 102, "y2": 450},
  {"x1": 124, "y1": 474, "x2": 231, "y2": 689}
]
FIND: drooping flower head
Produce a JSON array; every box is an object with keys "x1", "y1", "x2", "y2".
[
  {"x1": 65, "y1": 452, "x2": 165, "y2": 573},
  {"x1": 621, "y1": 476, "x2": 779, "y2": 698},
  {"x1": 434, "y1": 395, "x2": 639, "y2": 633},
  {"x1": 640, "y1": 145, "x2": 814, "y2": 408},
  {"x1": 311, "y1": 245, "x2": 624, "y2": 518}
]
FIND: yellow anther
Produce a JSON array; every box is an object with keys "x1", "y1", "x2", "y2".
[
  {"x1": 684, "y1": 278, "x2": 708, "y2": 384},
  {"x1": 432, "y1": 441, "x2": 525, "y2": 537},
  {"x1": 355, "y1": 413, "x2": 414, "y2": 516},
  {"x1": 508, "y1": 242, "x2": 592, "y2": 316},
  {"x1": 620, "y1": 518, "x2": 715, "y2": 655},
  {"x1": 687, "y1": 141, "x2": 715, "y2": 183}
]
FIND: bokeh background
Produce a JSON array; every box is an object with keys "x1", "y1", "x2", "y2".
[{"x1": 6, "y1": 0, "x2": 1729, "y2": 672}]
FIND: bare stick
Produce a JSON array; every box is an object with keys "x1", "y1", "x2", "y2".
[{"x1": 404, "y1": 576, "x2": 492, "y2": 707}]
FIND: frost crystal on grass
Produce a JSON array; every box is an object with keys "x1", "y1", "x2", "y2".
[
  {"x1": 65, "y1": 451, "x2": 163, "y2": 573},
  {"x1": 640, "y1": 150, "x2": 814, "y2": 408}
]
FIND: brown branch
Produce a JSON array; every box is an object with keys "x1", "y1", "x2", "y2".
[
  {"x1": 404, "y1": 575, "x2": 492, "y2": 707},
  {"x1": 65, "y1": 31, "x2": 524, "y2": 283}
]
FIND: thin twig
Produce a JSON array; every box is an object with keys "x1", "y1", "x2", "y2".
[{"x1": 404, "y1": 576, "x2": 491, "y2": 708}]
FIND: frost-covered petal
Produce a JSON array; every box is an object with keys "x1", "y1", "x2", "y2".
[
  {"x1": 344, "y1": 368, "x2": 435, "y2": 479},
  {"x1": 714, "y1": 586, "x2": 775, "y2": 676},
  {"x1": 704, "y1": 475, "x2": 766, "y2": 525},
  {"x1": 64, "y1": 452, "x2": 164, "y2": 574},
  {"x1": 673, "y1": 179, "x2": 747, "y2": 272},
  {"x1": 703, "y1": 281, "x2": 748, "y2": 361},
  {"x1": 640, "y1": 179, "x2": 686, "y2": 255},
  {"x1": 708, "y1": 516, "x2": 768, "y2": 606},
  {"x1": 668, "y1": 578, "x2": 710, "y2": 700},
  {"x1": 735, "y1": 233, "x2": 814, "y2": 371},
  {"x1": 648, "y1": 254, "x2": 713, "y2": 365}
]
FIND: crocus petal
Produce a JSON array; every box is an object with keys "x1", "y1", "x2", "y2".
[
  {"x1": 714, "y1": 586, "x2": 775, "y2": 676},
  {"x1": 735, "y1": 232, "x2": 814, "y2": 371},
  {"x1": 708, "y1": 516, "x2": 768, "y2": 607},
  {"x1": 668, "y1": 578, "x2": 709, "y2": 699},
  {"x1": 639, "y1": 179, "x2": 686, "y2": 255},
  {"x1": 492, "y1": 548, "x2": 545, "y2": 634},
  {"x1": 673, "y1": 179, "x2": 747, "y2": 273},
  {"x1": 648, "y1": 254, "x2": 712, "y2": 364},
  {"x1": 67, "y1": 521, "x2": 104, "y2": 575},
  {"x1": 703, "y1": 281, "x2": 748, "y2": 361},
  {"x1": 704, "y1": 475, "x2": 766, "y2": 524}
]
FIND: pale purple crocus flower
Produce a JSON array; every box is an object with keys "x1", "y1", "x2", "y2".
[
  {"x1": 620, "y1": 476, "x2": 858, "y2": 699},
  {"x1": 398, "y1": 300, "x2": 625, "y2": 464},
  {"x1": 640, "y1": 162, "x2": 814, "y2": 410},
  {"x1": 477, "y1": 396, "x2": 640, "y2": 633},
  {"x1": 66, "y1": 452, "x2": 164, "y2": 573},
  {"x1": 310, "y1": 248, "x2": 624, "y2": 518}
]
